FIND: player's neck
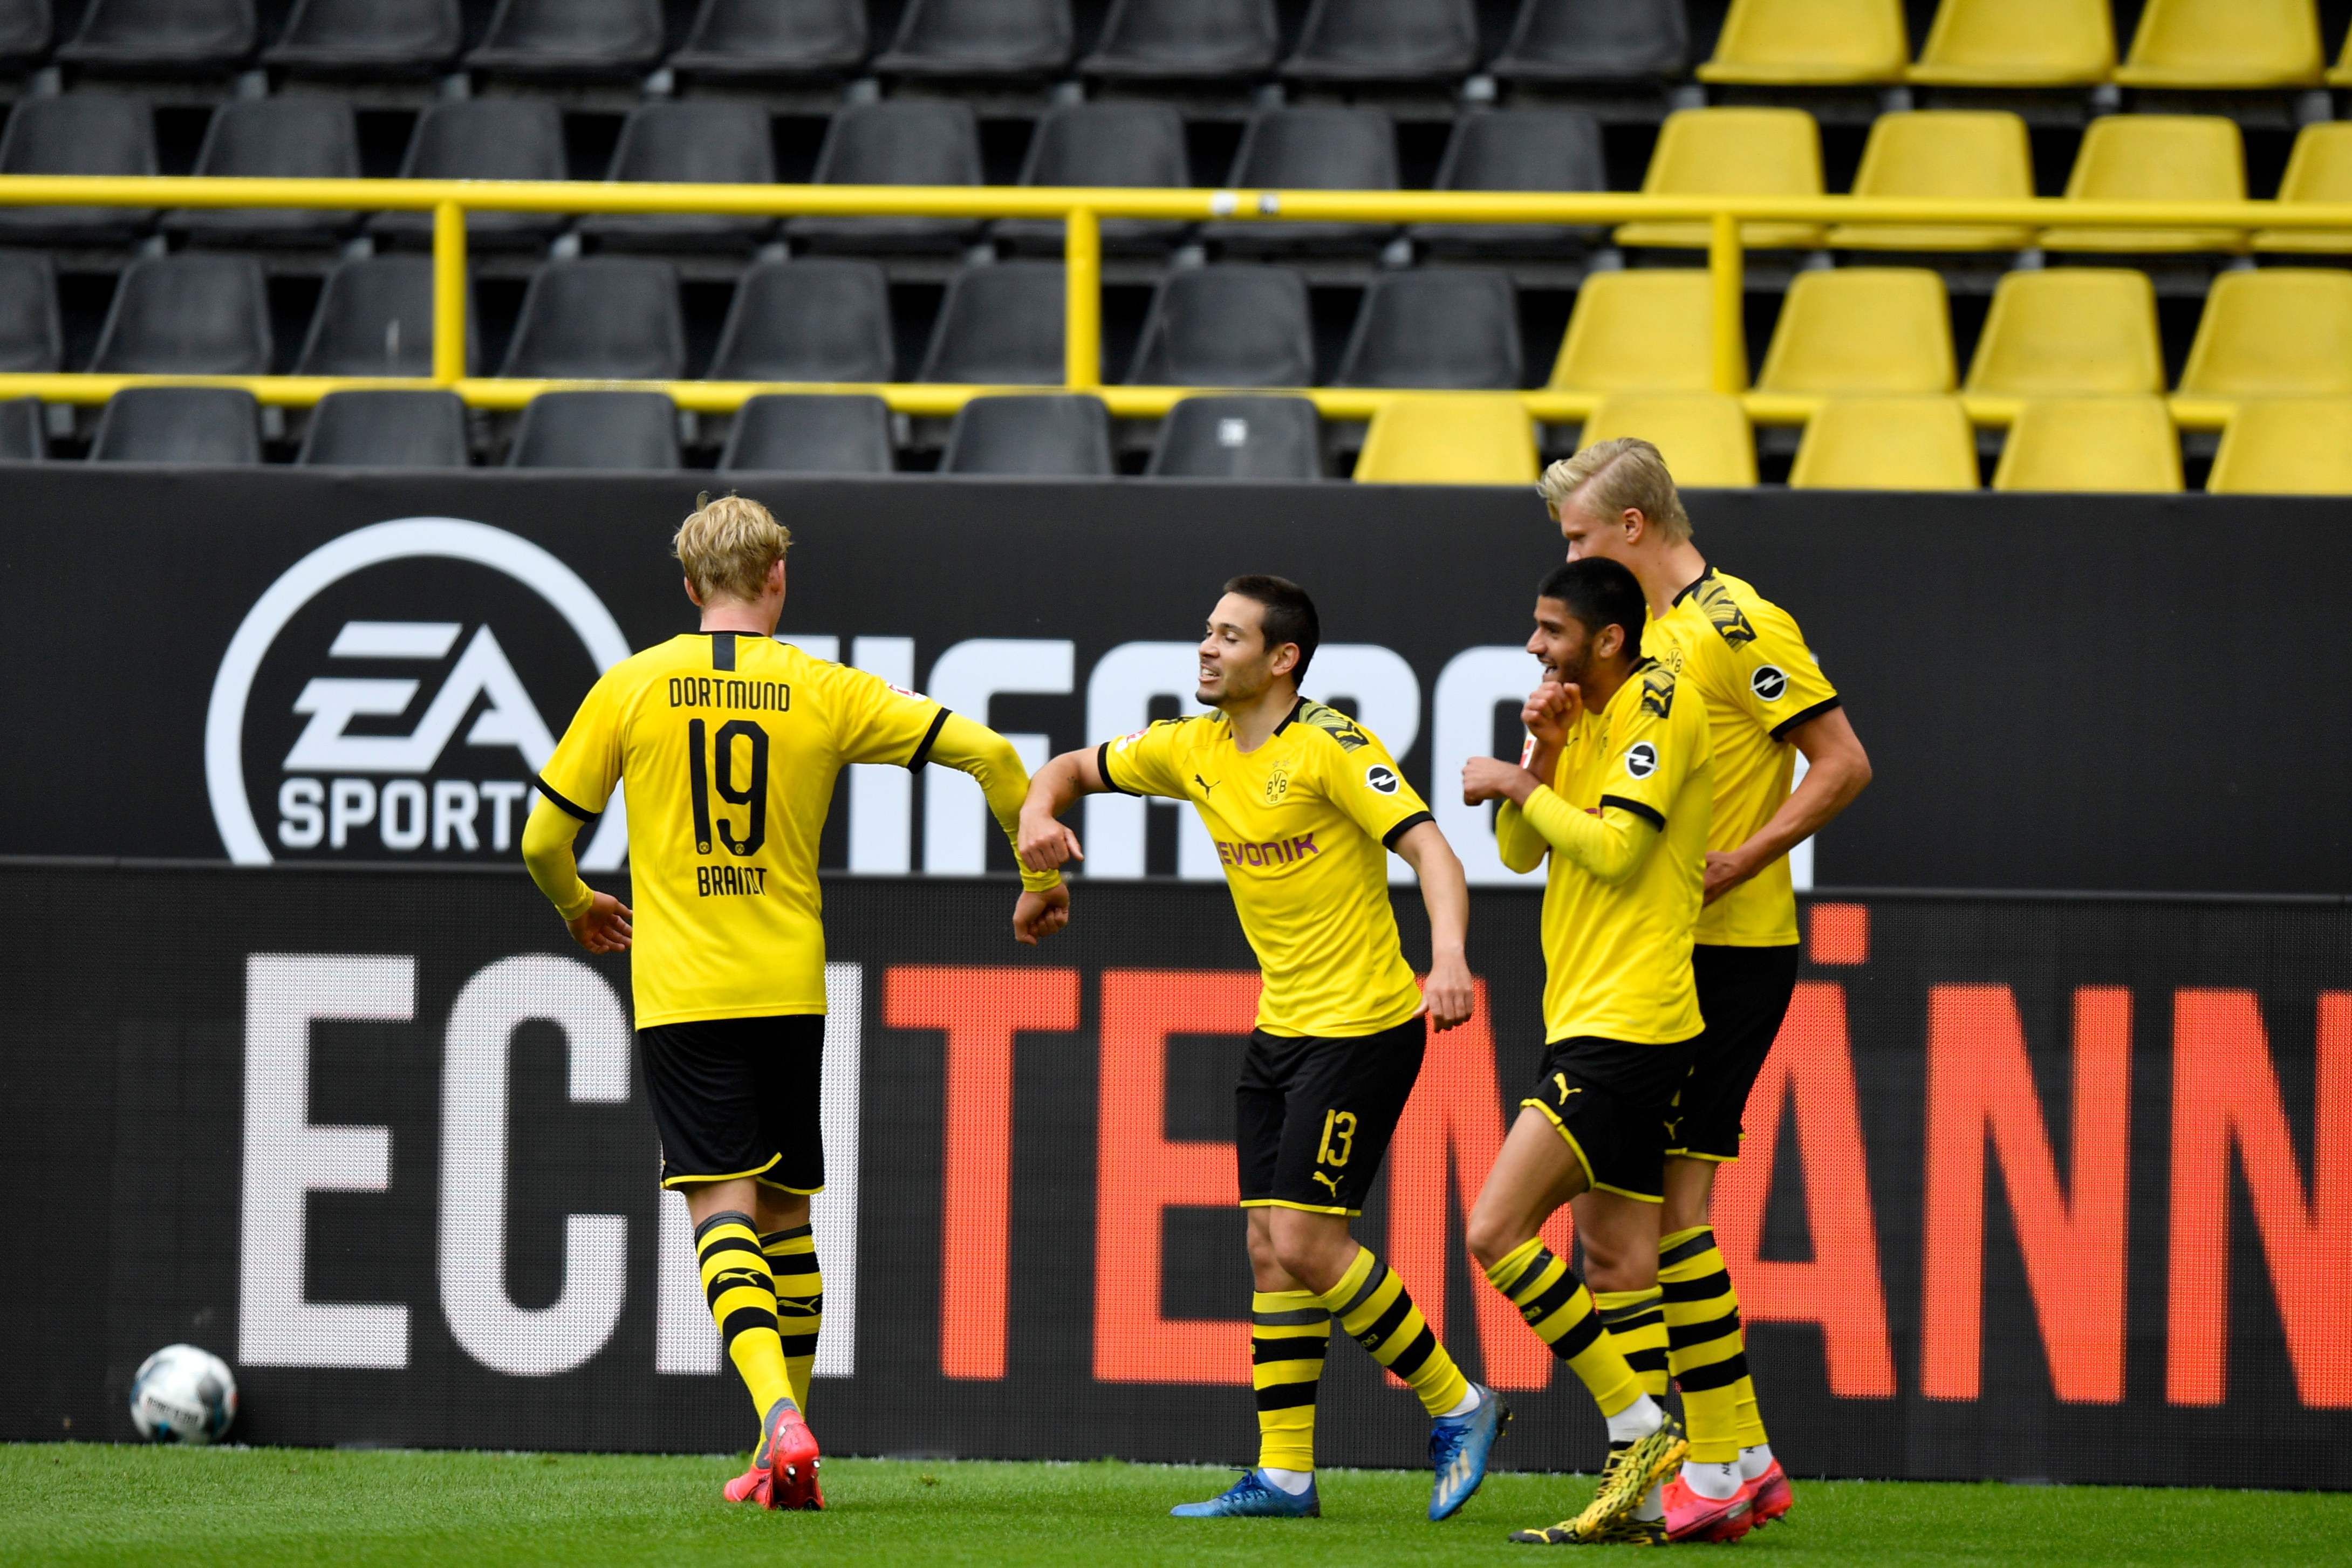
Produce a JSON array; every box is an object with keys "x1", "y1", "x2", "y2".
[
  {"x1": 1223, "y1": 683, "x2": 1297, "y2": 752},
  {"x1": 1580, "y1": 657, "x2": 1639, "y2": 715},
  {"x1": 698, "y1": 599, "x2": 782, "y2": 637},
  {"x1": 1641, "y1": 542, "x2": 1710, "y2": 618}
]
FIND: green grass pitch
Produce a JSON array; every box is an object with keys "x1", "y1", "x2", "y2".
[{"x1": 8, "y1": 1445, "x2": 2346, "y2": 1566}]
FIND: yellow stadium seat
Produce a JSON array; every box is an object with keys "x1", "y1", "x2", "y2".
[
  {"x1": 1827, "y1": 111, "x2": 2036, "y2": 251},
  {"x1": 1547, "y1": 271, "x2": 1717, "y2": 394},
  {"x1": 2207, "y1": 400, "x2": 2352, "y2": 494},
  {"x1": 1353, "y1": 395, "x2": 1539, "y2": 484},
  {"x1": 2115, "y1": 0, "x2": 2324, "y2": 88},
  {"x1": 1965, "y1": 270, "x2": 2165, "y2": 398},
  {"x1": 1698, "y1": 0, "x2": 1908, "y2": 85},
  {"x1": 2335, "y1": 32, "x2": 2352, "y2": 85},
  {"x1": 1615, "y1": 109, "x2": 1827, "y2": 251},
  {"x1": 1580, "y1": 393, "x2": 1758, "y2": 487},
  {"x1": 1789, "y1": 397, "x2": 1980, "y2": 489},
  {"x1": 2253, "y1": 124, "x2": 2352, "y2": 254},
  {"x1": 1991, "y1": 397, "x2": 2182, "y2": 492},
  {"x1": 1907, "y1": 0, "x2": 2114, "y2": 87},
  {"x1": 2177, "y1": 270, "x2": 2352, "y2": 400},
  {"x1": 2039, "y1": 116, "x2": 2246, "y2": 254},
  {"x1": 1757, "y1": 269, "x2": 1956, "y2": 394}
]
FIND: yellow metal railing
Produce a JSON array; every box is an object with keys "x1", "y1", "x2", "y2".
[{"x1": 3, "y1": 174, "x2": 2350, "y2": 433}]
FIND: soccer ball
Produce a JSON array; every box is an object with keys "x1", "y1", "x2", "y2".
[{"x1": 128, "y1": 1344, "x2": 238, "y2": 1444}]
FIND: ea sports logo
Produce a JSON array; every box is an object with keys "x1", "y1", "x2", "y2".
[
  {"x1": 1623, "y1": 742, "x2": 1659, "y2": 779},
  {"x1": 1751, "y1": 665, "x2": 1788, "y2": 702},
  {"x1": 1365, "y1": 763, "x2": 1400, "y2": 795},
  {"x1": 205, "y1": 519, "x2": 633, "y2": 868}
]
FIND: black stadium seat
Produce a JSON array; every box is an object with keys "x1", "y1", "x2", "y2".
[
  {"x1": 669, "y1": 0, "x2": 867, "y2": 84},
  {"x1": 0, "y1": 0, "x2": 53, "y2": 69},
  {"x1": 1408, "y1": 109, "x2": 1608, "y2": 259},
  {"x1": 57, "y1": 0, "x2": 255, "y2": 73},
  {"x1": 873, "y1": 0, "x2": 1072, "y2": 80},
  {"x1": 296, "y1": 255, "x2": 471, "y2": 378},
  {"x1": 264, "y1": 0, "x2": 463, "y2": 75},
  {"x1": 465, "y1": 0, "x2": 665, "y2": 79},
  {"x1": 721, "y1": 394, "x2": 895, "y2": 474},
  {"x1": 165, "y1": 99, "x2": 362, "y2": 249},
  {"x1": 0, "y1": 95, "x2": 158, "y2": 247},
  {"x1": 580, "y1": 101, "x2": 776, "y2": 253},
  {"x1": 785, "y1": 101, "x2": 984, "y2": 256},
  {"x1": 920, "y1": 262, "x2": 1069, "y2": 385},
  {"x1": 1081, "y1": 0, "x2": 1280, "y2": 82},
  {"x1": 706, "y1": 259, "x2": 894, "y2": 384},
  {"x1": 1282, "y1": 0, "x2": 1478, "y2": 84},
  {"x1": 1202, "y1": 108, "x2": 1398, "y2": 257},
  {"x1": 1148, "y1": 395, "x2": 1322, "y2": 479},
  {"x1": 0, "y1": 252, "x2": 61, "y2": 372},
  {"x1": 298, "y1": 389, "x2": 470, "y2": 468},
  {"x1": 370, "y1": 100, "x2": 569, "y2": 251},
  {"x1": 509, "y1": 390, "x2": 679, "y2": 469},
  {"x1": 942, "y1": 393, "x2": 1112, "y2": 476},
  {"x1": 1332, "y1": 269, "x2": 1522, "y2": 388},
  {"x1": 992, "y1": 102, "x2": 1191, "y2": 257},
  {"x1": 89, "y1": 387, "x2": 260, "y2": 464},
  {"x1": 498, "y1": 259, "x2": 685, "y2": 381},
  {"x1": 1488, "y1": 0, "x2": 1690, "y2": 86},
  {"x1": 1125, "y1": 266, "x2": 1314, "y2": 387},
  {"x1": 0, "y1": 396, "x2": 43, "y2": 461},
  {"x1": 89, "y1": 254, "x2": 271, "y2": 375}
]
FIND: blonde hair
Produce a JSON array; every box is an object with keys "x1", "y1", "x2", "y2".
[
  {"x1": 1537, "y1": 437, "x2": 1692, "y2": 543},
  {"x1": 673, "y1": 492, "x2": 791, "y2": 603}
]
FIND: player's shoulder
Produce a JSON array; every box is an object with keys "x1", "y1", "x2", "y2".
[
  {"x1": 1113, "y1": 709, "x2": 1217, "y2": 752},
  {"x1": 1289, "y1": 698, "x2": 1382, "y2": 757}
]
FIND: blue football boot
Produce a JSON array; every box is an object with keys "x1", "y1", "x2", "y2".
[
  {"x1": 1428, "y1": 1384, "x2": 1510, "y2": 1521},
  {"x1": 1171, "y1": 1469, "x2": 1322, "y2": 1519}
]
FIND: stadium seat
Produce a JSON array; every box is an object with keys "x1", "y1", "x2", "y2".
[
  {"x1": 942, "y1": 393, "x2": 1114, "y2": 476},
  {"x1": 992, "y1": 102, "x2": 1191, "y2": 257},
  {"x1": 1964, "y1": 269, "x2": 2164, "y2": 397},
  {"x1": 1788, "y1": 396, "x2": 1979, "y2": 489},
  {"x1": 1283, "y1": 0, "x2": 1479, "y2": 83},
  {"x1": 873, "y1": 0, "x2": 1073, "y2": 79},
  {"x1": 2253, "y1": 125, "x2": 2352, "y2": 254},
  {"x1": 1579, "y1": 393, "x2": 1758, "y2": 486},
  {"x1": 2207, "y1": 400, "x2": 2352, "y2": 495},
  {"x1": 0, "y1": 94, "x2": 157, "y2": 246},
  {"x1": 1615, "y1": 108, "x2": 1827, "y2": 251},
  {"x1": 264, "y1": 0, "x2": 463, "y2": 74},
  {"x1": 2040, "y1": 116, "x2": 2247, "y2": 253},
  {"x1": 720, "y1": 394, "x2": 896, "y2": 474},
  {"x1": 2177, "y1": 270, "x2": 2352, "y2": 400},
  {"x1": 1407, "y1": 110, "x2": 1608, "y2": 259},
  {"x1": 706, "y1": 259, "x2": 895, "y2": 385},
  {"x1": 88, "y1": 254, "x2": 270, "y2": 375},
  {"x1": 1907, "y1": 0, "x2": 2112, "y2": 86},
  {"x1": 1079, "y1": 0, "x2": 1280, "y2": 81},
  {"x1": 1825, "y1": 111, "x2": 2036, "y2": 251},
  {"x1": 1125, "y1": 265, "x2": 1315, "y2": 388},
  {"x1": 0, "y1": 0, "x2": 51, "y2": 69},
  {"x1": 1332, "y1": 269, "x2": 1523, "y2": 390},
  {"x1": 1755, "y1": 269, "x2": 1956, "y2": 394},
  {"x1": 165, "y1": 99, "x2": 361, "y2": 249},
  {"x1": 1149, "y1": 395, "x2": 1323, "y2": 480},
  {"x1": 0, "y1": 395, "x2": 40, "y2": 461},
  {"x1": 1698, "y1": 0, "x2": 1907, "y2": 85},
  {"x1": 465, "y1": 0, "x2": 665, "y2": 79},
  {"x1": 369, "y1": 100, "x2": 570, "y2": 251},
  {"x1": 2336, "y1": 32, "x2": 2352, "y2": 86},
  {"x1": 1354, "y1": 394, "x2": 1539, "y2": 484},
  {"x1": 920, "y1": 263, "x2": 1071, "y2": 385},
  {"x1": 1488, "y1": 0, "x2": 1689, "y2": 86},
  {"x1": 57, "y1": 0, "x2": 254, "y2": 73},
  {"x1": 508, "y1": 391, "x2": 680, "y2": 469},
  {"x1": 579, "y1": 101, "x2": 777, "y2": 253},
  {"x1": 88, "y1": 387, "x2": 260, "y2": 464},
  {"x1": 295, "y1": 255, "x2": 471, "y2": 378},
  {"x1": 298, "y1": 389, "x2": 470, "y2": 468},
  {"x1": 1202, "y1": 107, "x2": 1399, "y2": 257},
  {"x1": 498, "y1": 259, "x2": 685, "y2": 381},
  {"x1": 0, "y1": 252, "x2": 61, "y2": 372},
  {"x1": 785, "y1": 101, "x2": 984, "y2": 257},
  {"x1": 2115, "y1": 0, "x2": 2324, "y2": 89},
  {"x1": 668, "y1": 0, "x2": 867, "y2": 84},
  {"x1": 1547, "y1": 271, "x2": 1717, "y2": 394},
  {"x1": 1992, "y1": 396, "x2": 2182, "y2": 491}
]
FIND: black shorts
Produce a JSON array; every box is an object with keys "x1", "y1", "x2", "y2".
[
  {"x1": 1522, "y1": 1035, "x2": 1695, "y2": 1203},
  {"x1": 1669, "y1": 943, "x2": 1802, "y2": 1163},
  {"x1": 639, "y1": 1014, "x2": 825, "y2": 1192},
  {"x1": 1236, "y1": 1016, "x2": 1426, "y2": 1215}
]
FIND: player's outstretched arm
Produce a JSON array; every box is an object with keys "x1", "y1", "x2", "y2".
[
  {"x1": 1705, "y1": 707, "x2": 1873, "y2": 904},
  {"x1": 924, "y1": 713, "x2": 1070, "y2": 945},
  {"x1": 520, "y1": 795, "x2": 632, "y2": 953},
  {"x1": 1391, "y1": 819, "x2": 1475, "y2": 1032},
  {"x1": 1016, "y1": 745, "x2": 1109, "y2": 873}
]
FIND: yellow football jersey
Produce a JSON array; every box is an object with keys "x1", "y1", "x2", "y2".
[
  {"x1": 1499, "y1": 658, "x2": 1713, "y2": 1045},
  {"x1": 1099, "y1": 700, "x2": 1430, "y2": 1038},
  {"x1": 1646, "y1": 567, "x2": 1841, "y2": 948}
]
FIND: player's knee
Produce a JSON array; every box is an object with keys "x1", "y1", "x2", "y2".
[{"x1": 1464, "y1": 1202, "x2": 1526, "y2": 1271}]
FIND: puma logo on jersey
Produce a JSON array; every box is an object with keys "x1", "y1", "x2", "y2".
[
  {"x1": 1194, "y1": 773, "x2": 1219, "y2": 796},
  {"x1": 1298, "y1": 700, "x2": 1371, "y2": 753},
  {"x1": 1640, "y1": 662, "x2": 1677, "y2": 719},
  {"x1": 1697, "y1": 578, "x2": 1758, "y2": 647},
  {"x1": 1554, "y1": 1073, "x2": 1582, "y2": 1106},
  {"x1": 1311, "y1": 1172, "x2": 1343, "y2": 1197}
]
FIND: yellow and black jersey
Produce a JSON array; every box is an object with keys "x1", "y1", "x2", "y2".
[
  {"x1": 1099, "y1": 700, "x2": 1430, "y2": 1039},
  {"x1": 1497, "y1": 658, "x2": 1713, "y2": 1045},
  {"x1": 1646, "y1": 566, "x2": 1841, "y2": 948}
]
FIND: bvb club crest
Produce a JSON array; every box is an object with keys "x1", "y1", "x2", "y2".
[{"x1": 1264, "y1": 764, "x2": 1292, "y2": 804}]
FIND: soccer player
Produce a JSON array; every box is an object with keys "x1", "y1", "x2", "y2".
[
  {"x1": 1460, "y1": 558, "x2": 1713, "y2": 1547},
  {"x1": 1016, "y1": 575, "x2": 1507, "y2": 1523},
  {"x1": 520, "y1": 495, "x2": 1066, "y2": 1510},
  {"x1": 1541, "y1": 439, "x2": 1872, "y2": 1541}
]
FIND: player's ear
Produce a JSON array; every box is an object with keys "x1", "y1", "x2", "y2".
[
  {"x1": 682, "y1": 574, "x2": 703, "y2": 608},
  {"x1": 1596, "y1": 622, "x2": 1624, "y2": 661},
  {"x1": 1270, "y1": 641, "x2": 1300, "y2": 679},
  {"x1": 1621, "y1": 506, "x2": 1647, "y2": 543}
]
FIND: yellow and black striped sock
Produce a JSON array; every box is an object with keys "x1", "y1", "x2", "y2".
[
  {"x1": 696, "y1": 1210, "x2": 791, "y2": 1421},
  {"x1": 1252, "y1": 1289, "x2": 1330, "y2": 1473},
  {"x1": 1482, "y1": 1237, "x2": 1643, "y2": 1417},
  {"x1": 763, "y1": 1223, "x2": 822, "y2": 1415},
  {"x1": 1321, "y1": 1245, "x2": 1472, "y2": 1418},
  {"x1": 1595, "y1": 1286, "x2": 1670, "y2": 1400},
  {"x1": 1660, "y1": 1225, "x2": 1758, "y2": 1462}
]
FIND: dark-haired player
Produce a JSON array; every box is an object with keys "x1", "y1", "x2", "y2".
[{"x1": 1018, "y1": 575, "x2": 1507, "y2": 1523}]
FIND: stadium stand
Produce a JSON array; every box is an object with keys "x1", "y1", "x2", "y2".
[
  {"x1": 1964, "y1": 270, "x2": 2167, "y2": 397},
  {"x1": 1148, "y1": 395, "x2": 1323, "y2": 480},
  {"x1": 578, "y1": 100, "x2": 779, "y2": 254},
  {"x1": 1079, "y1": 0, "x2": 1281, "y2": 83},
  {"x1": 785, "y1": 99, "x2": 984, "y2": 257},
  {"x1": 2206, "y1": 399, "x2": 2352, "y2": 494},
  {"x1": 920, "y1": 262, "x2": 1071, "y2": 385},
  {"x1": 88, "y1": 386, "x2": 260, "y2": 463},
  {"x1": 0, "y1": 393, "x2": 40, "y2": 460},
  {"x1": 294, "y1": 255, "x2": 467, "y2": 378},
  {"x1": 1124, "y1": 265, "x2": 1316, "y2": 388},
  {"x1": 296, "y1": 388, "x2": 469, "y2": 468},
  {"x1": 367, "y1": 100, "x2": 570, "y2": 251},
  {"x1": 162, "y1": 98, "x2": 360, "y2": 250},
  {"x1": 1906, "y1": 0, "x2": 2116, "y2": 87},
  {"x1": 2040, "y1": 115, "x2": 2248, "y2": 252},
  {"x1": 1698, "y1": 0, "x2": 1910, "y2": 86},
  {"x1": 719, "y1": 393, "x2": 897, "y2": 474},
  {"x1": 942, "y1": 392, "x2": 1114, "y2": 475},
  {"x1": 58, "y1": 0, "x2": 256, "y2": 77},
  {"x1": 1546, "y1": 271, "x2": 1719, "y2": 395},
  {"x1": 1201, "y1": 106, "x2": 1399, "y2": 256},
  {"x1": 0, "y1": 251, "x2": 60, "y2": 372},
  {"x1": 1788, "y1": 396, "x2": 1980, "y2": 489},
  {"x1": 1580, "y1": 393, "x2": 1760, "y2": 486},
  {"x1": 1825, "y1": 111, "x2": 2037, "y2": 251},
  {"x1": 2114, "y1": 0, "x2": 2326, "y2": 89},
  {"x1": 1406, "y1": 109, "x2": 1609, "y2": 259},
  {"x1": 1486, "y1": 0, "x2": 1691, "y2": 88},
  {"x1": 1354, "y1": 394, "x2": 1539, "y2": 484},
  {"x1": 2254, "y1": 122, "x2": 2352, "y2": 250},
  {"x1": 1331, "y1": 269, "x2": 1523, "y2": 390},
  {"x1": 464, "y1": 0, "x2": 666, "y2": 82},
  {"x1": 508, "y1": 389, "x2": 680, "y2": 469},
  {"x1": 0, "y1": 94, "x2": 156, "y2": 248},
  {"x1": 991, "y1": 101, "x2": 1191, "y2": 257},
  {"x1": 874, "y1": 0, "x2": 1074, "y2": 82},
  {"x1": 1991, "y1": 396, "x2": 2184, "y2": 491},
  {"x1": 667, "y1": 0, "x2": 869, "y2": 88},
  {"x1": 2177, "y1": 269, "x2": 2352, "y2": 399},
  {"x1": 263, "y1": 0, "x2": 464, "y2": 78},
  {"x1": 1616, "y1": 108, "x2": 1827, "y2": 250},
  {"x1": 88, "y1": 254, "x2": 270, "y2": 375},
  {"x1": 498, "y1": 259, "x2": 686, "y2": 381},
  {"x1": 1755, "y1": 269, "x2": 1957, "y2": 395},
  {"x1": 1280, "y1": 0, "x2": 1479, "y2": 87},
  {"x1": 0, "y1": 0, "x2": 50, "y2": 72},
  {"x1": 707, "y1": 259, "x2": 896, "y2": 385}
]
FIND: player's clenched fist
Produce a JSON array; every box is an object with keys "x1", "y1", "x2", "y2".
[
  {"x1": 1522, "y1": 679, "x2": 1580, "y2": 744},
  {"x1": 1461, "y1": 756, "x2": 1539, "y2": 807},
  {"x1": 1017, "y1": 810, "x2": 1084, "y2": 872},
  {"x1": 1012, "y1": 884, "x2": 1071, "y2": 946}
]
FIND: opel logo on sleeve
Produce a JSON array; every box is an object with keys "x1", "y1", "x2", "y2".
[
  {"x1": 1752, "y1": 665, "x2": 1789, "y2": 702},
  {"x1": 204, "y1": 518, "x2": 634, "y2": 868},
  {"x1": 1365, "y1": 763, "x2": 1400, "y2": 795},
  {"x1": 1623, "y1": 742, "x2": 1659, "y2": 779}
]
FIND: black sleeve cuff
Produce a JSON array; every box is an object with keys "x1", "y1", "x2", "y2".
[
  {"x1": 1769, "y1": 695, "x2": 1841, "y2": 742},
  {"x1": 1381, "y1": 810, "x2": 1434, "y2": 851},
  {"x1": 906, "y1": 708, "x2": 950, "y2": 771},
  {"x1": 1096, "y1": 740, "x2": 1134, "y2": 796},
  {"x1": 533, "y1": 774, "x2": 600, "y2": 824},
  {"x1": 1598, "y1": 793, "x2": 1665, "y2": 831}
]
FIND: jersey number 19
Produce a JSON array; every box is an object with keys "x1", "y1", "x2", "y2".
[{"x1": 686, "y1": 718, "x2": 768, "y2": 857}]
